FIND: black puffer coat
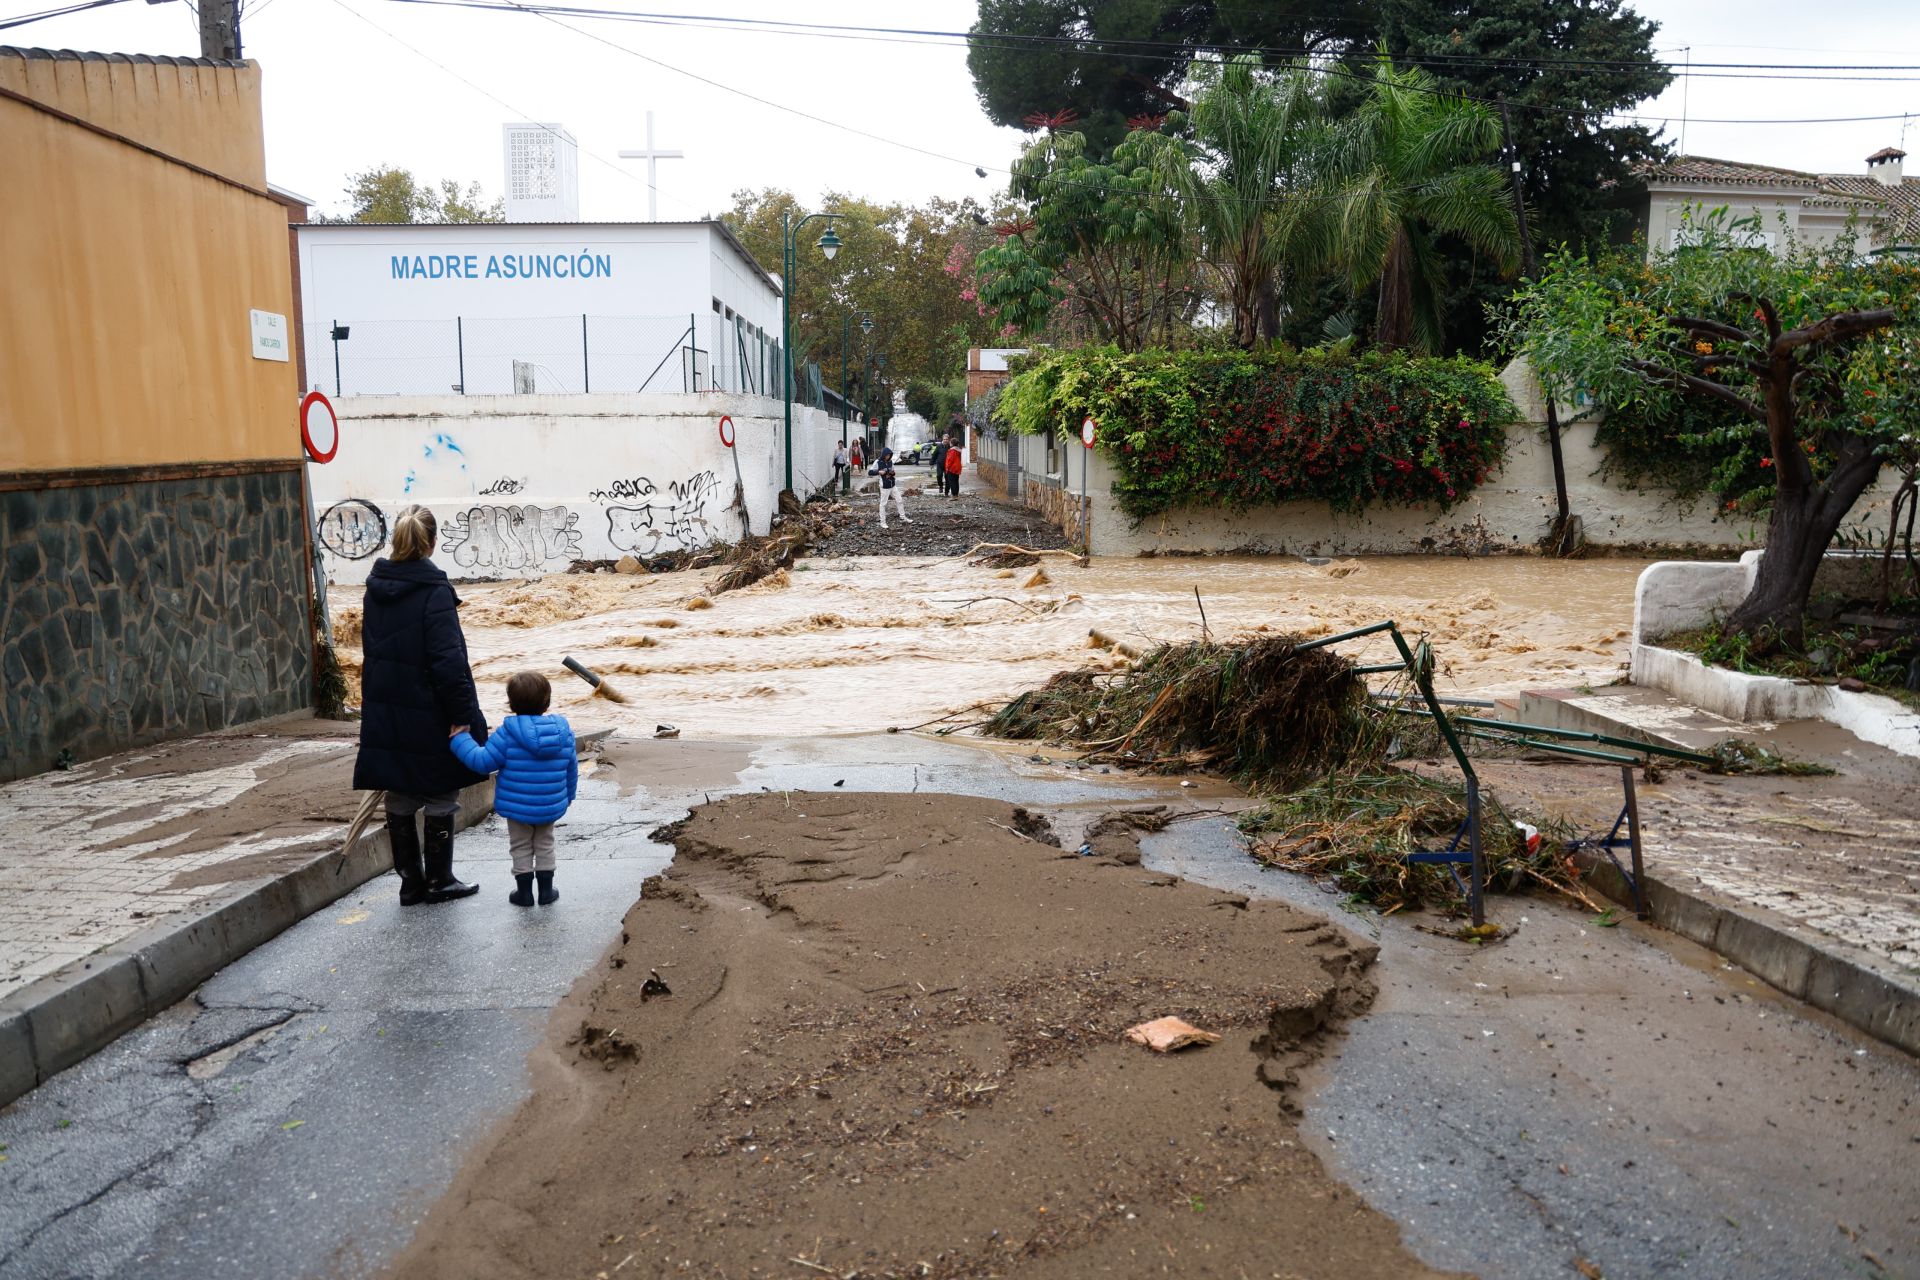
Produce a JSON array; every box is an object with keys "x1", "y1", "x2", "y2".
[{"x1": 351, "y1": 557, "x2": 490, "y2": 796}]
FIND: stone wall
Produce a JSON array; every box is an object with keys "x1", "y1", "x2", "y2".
[{"x1": 0, "y1": 466, "x2": 314, "y2": 782}]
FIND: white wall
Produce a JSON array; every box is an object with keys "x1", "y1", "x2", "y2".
[
  {"x1": 1025, "y1": 361, "x2": 1904, "y2": 557},
  {"x1": 308, "y1": 392, "x2": 840, "y2": 583}
]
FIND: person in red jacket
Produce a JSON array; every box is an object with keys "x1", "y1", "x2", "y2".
[{"x1": 942, "y1": 434, "x2": 964, "y2": 497}]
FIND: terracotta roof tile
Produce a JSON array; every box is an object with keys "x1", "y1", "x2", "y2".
[
  {"x1": 1639, "y1": 155, "x2": 1821, "y2": 187},
  {"x1": 1813, "y1": 173, "x2": 1920, "y2": 239}
]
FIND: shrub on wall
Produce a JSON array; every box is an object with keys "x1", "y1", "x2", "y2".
[
  {"x1": 995, "y1": 347, "x2": 1515, "y2": 518},
  {"x1": 1594, "y1": 395, "x2": 1784, "y2": 516}
]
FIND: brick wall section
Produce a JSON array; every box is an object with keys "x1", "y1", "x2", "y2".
[{"x1": 0, "y1": 467, "x2": 313, "y2": 782}]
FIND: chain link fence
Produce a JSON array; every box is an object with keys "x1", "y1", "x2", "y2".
[{"x1": 309, "y1": 314, "x2": 788, "y2": 398}]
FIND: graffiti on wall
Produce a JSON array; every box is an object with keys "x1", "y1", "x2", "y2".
[
  {"x1": 441, "y1": 504, "x2": 582, "y2": 570},
  {"x1": 316, "y1": 499, "x2": 388, "y2": 560},
  {"x1": 602, "y1": 472, "x2": 722, "y2": 554},
  {"x1": 588, "y1": 477, "x2": 655, "y2": 501},
  {"x1": 477, "y1": 476, "x2": 525, "y2": 496}
]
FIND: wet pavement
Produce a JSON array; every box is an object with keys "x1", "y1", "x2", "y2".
[
  {"x1": 4, "y1": 733, "x2": 1915, "y2": 1279},
  {"x1": 1147, "y1": 819, "x2": 1920, "y2": 1280},
  {"x1": 0, "y1": 774, "x2": 671, "y2": 1280},
  {"x1": 0, "y1": 721, "x2": 364, "y2": 999}
]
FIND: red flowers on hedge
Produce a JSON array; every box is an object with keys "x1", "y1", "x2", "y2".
[{"x1": 1086, "y1": 351, "x2": 1514, "y2": 518}]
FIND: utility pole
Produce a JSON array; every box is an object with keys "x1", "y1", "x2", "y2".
[
  {"x1": 1499, "y1": 94, "x2": 1573, "y2": 554},
  {"x1": 199, "y1": 0, "x2": 241, "y2": 60}
]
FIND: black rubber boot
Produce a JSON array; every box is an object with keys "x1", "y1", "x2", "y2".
[
  {"x1": 386, "y1": 814, "x2": 428, "y2": 906},
  {"x1": 535, "y1": 870, "x2": 559, "y2": 906},
  {"x1": 421, "y1": 813, "x2": 479, "y2": 902},
  {"x1": 508, "y1": 873, "x2": 535, "y2": 907}
]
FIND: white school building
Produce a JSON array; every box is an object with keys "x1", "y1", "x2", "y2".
[{"x1": 295, "y1": 221, "x2": 784, "y2": 397}]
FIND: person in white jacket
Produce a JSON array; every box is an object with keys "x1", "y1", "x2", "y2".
[{"x1": 876, "y1": 447, "x2": 911, "y2": 528}]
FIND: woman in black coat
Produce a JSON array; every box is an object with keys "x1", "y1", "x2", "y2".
[{"x1": 352, "y1": 505, "x2": 490, "y2": 905}]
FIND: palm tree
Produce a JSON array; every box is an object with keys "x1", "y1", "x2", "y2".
[
  {"x1": 1330, "y1": 56, "x2": 1522, "y2": 352},
  {"x1": 1157, "y1": 56, "x2": 1336, "y2": 348}
]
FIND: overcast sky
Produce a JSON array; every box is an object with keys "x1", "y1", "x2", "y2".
[{"x1": 12, "y1": 0, "x2": 1920, "y2": 221}]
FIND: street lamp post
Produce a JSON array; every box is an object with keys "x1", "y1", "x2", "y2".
[{"x1": 781, "y1": 208, "x2": 843, "y2": 495}]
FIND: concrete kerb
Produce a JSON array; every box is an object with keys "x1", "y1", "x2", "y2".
[{"x1": 0, "y1": 778, "x2": 494, "y2": 1109}]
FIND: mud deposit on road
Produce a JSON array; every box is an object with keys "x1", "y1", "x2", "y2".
[{"x1": 391, "y1": 791, "x2": 1453, "y2": 1280}]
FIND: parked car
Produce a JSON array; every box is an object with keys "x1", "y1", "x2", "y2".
[{"x1": 894, "y1": 443, "x2": 933, "y2": 466}]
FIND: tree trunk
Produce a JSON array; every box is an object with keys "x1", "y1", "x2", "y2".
[
  {"x1": 1375, "y1": 228, "x2": 1415, "y2": 352},
  {"x1": 1726, "y1": 444, "x2": 1884, "y2": 643},
  {"x1": 1256, "y1": 275, "x2": 1281, "y2": 344}
]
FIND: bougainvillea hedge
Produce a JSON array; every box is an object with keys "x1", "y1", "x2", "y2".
[{"x1": 994, "y1": 347, "x2": 1516, "y2": 519}]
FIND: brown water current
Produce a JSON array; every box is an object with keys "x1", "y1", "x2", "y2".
[{"x1": 329, "y1": 554, "x2": 1652, "y2": 737}]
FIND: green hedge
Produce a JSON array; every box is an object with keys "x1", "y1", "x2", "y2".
[{"x1": 996, "y1": 348, "x2": 1516, "y2": 518}]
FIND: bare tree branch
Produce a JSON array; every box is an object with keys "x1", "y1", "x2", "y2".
[
  {"x1": 1673, "y1": 315, "x2": 1752, "y2": 344},
  {"x1": 1628, "y1": 359, "x2": 1767, "y2": 420},
  {"x1": 1773, "y1": 308, "x2": 1897, "y2": 354},
  {"x1": 1692, "y1": 353, "x2": 1769, "y2": 379}
]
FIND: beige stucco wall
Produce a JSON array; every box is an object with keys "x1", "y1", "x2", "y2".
[
  {"x1": 0, "y1": 75, "x2": 297, "y2": 472},
  {"x1": 0, "y1": 49, "x2": 266, "y2": 187},
  {"x1": 1645, "y1": 186, "x2": 1891, "y2": 254}
]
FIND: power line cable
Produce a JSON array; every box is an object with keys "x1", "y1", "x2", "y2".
[
  {"x1": 380, "y1": 0, "x2": 1920, "y2": 130},
  {"x1": 378, "y1": 0, "x2": 1920, "y2": 78},
  {"x1": 0, "y1": 0, "x2": 130, "y2": 31}
]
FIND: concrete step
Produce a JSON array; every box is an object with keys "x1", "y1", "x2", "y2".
[{"x1": 1494, "y1": 685, "x2": 1753, "y2": 755}]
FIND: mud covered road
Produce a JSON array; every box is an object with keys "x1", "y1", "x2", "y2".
[
  {"x1": 3, "y1": 736, "x2": 1916, "y2": 1279},
  {"x1": 390, "y1": 790, "x2": 1450, "y2": 1280}
]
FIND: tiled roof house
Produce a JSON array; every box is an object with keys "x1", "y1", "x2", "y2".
[{"x1": 1640, "y1": 147, "x2": 1920, "y2": 255}]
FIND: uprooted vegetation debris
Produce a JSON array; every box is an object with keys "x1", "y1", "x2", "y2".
[
  {"x1": 1706, "y1": 737, "x2": 1838, "y2": 777},
  {"x1": 704, "y1": 505, "x2": 836, "y2": 596},
  {"x1": 1237, "y1": 771, "x2": 1596, "y2": 915},
  {"x1": 982, "y1": 633, "x2": 1612, "y2": 916},
  {"x1": 984, "y1": 635, "x2": 1377, "y2": 790}
]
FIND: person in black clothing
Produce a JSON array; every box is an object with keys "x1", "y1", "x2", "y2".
[
  {"x1": 929, "y1": 437, "x2": 948, "y2": 490},
  {"x1": 352, "y1": 505, "x2": 490, "y2": 905}
]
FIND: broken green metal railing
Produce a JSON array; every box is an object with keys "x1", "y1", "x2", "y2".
[
  {"x1": 1296, "y1": 620, "x2": 1491, "y2": 925},
  {"x1": 1300, "y1": 621, "x2": 1715, "y2": 926},
  {"x1": 1375, "y1": 705, "x2": 1715, "y2": 769}
]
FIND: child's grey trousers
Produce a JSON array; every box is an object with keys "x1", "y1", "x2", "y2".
[{"x1": 507, "y1": 820, "x2": 557, "y2": 873}]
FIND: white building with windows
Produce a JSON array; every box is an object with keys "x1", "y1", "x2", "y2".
[
  {"x1": 1641, "y1": 147, "x2": 1920, "y2": 256},
  {"x1": 294, "y1": 220, "x2": 782, "y2": 397}
]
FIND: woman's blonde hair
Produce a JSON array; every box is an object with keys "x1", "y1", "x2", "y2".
[{"x1": 391, "y1": 505, "x2": 437, "y2": 562}]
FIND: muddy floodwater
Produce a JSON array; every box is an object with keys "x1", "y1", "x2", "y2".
[{"x1": 331, "y1": 554, "x2": 1652, "y2": 737}]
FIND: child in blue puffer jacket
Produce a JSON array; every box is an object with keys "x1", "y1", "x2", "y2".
[{"x1": 449, "y1": 671, "x2": 578, "y2": 907}]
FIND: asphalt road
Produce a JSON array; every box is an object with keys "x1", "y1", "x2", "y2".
[
  {"x1": 1146, "y1": 819, "x2": 1920, "y2": 1280},
  {"x1": 3, "y1": 736, "x2": 1916, "y2": 1279}
]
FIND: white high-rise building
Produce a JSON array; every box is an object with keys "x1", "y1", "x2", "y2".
[{"x1": 502, "y1": 123, "x2": 579, "y2": 222}]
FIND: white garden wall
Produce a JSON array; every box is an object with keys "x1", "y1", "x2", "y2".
[
  {"x1": 307, "y1": 392, "x2": 844, "y2": 583},
  {"x1": 987, "y1": 360, "x2": 1904, "y2": 557}
]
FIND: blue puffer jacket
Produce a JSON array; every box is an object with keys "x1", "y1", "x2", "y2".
[{"x1": 449, "y1": 714, "x2": 578, "y2": 825}]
